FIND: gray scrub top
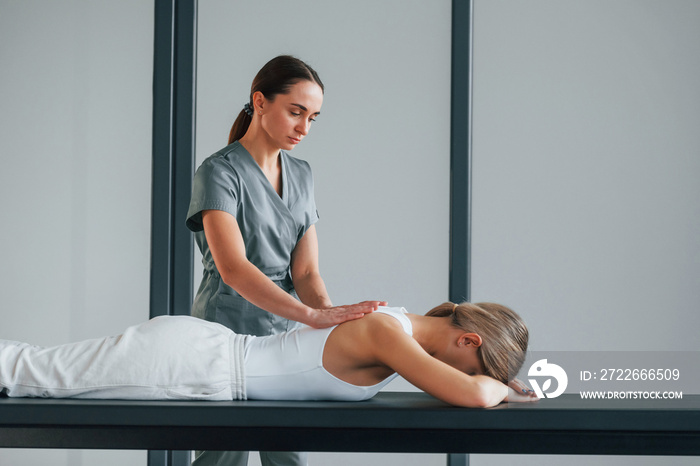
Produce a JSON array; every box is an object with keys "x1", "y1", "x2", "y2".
[{"x1": 186, "y1": 141, "x2": 319, "y2": 336}]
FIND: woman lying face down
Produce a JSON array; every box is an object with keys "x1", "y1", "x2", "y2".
[{"x1": 0, "y1": 302, "x2": 537, "y2": 408}]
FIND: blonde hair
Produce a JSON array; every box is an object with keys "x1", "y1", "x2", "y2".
[{"x1": 426, "y1": 302, "x2": 528, "y2": 384}]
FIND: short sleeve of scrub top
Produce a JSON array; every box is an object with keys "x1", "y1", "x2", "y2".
[{"x1": 186, "y1": 142, "x2": 320, "y2": 336}]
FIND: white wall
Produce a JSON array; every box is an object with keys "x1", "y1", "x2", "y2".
[
  {"x1": 471, "y1": 1, "x2": 700, "y2": 465},
  {"x1": 195, "y1": 1, "x2": 451, "y2": 465},
  {"x1": 0, "y1": 1, "x2": 153, "y2": 465}
]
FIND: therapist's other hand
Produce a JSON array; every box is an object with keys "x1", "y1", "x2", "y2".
[{"x1": 308, "y1": 300, "x2": 387, "y2": 329}]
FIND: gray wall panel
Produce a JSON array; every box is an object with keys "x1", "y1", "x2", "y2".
[
  {"x1": 0, "y1": 0, "x2": 153, "y2": 465},
  {"x1": 471, "y1": 1, "x2": 700, "y2": 465}
]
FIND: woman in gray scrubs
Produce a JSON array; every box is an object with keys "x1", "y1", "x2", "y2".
[{"x1": 186, "y1": 56, "x2": 384, "y2": 466}]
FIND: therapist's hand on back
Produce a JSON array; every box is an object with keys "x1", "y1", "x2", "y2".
[{"x1": 307, "y1": 301, "x2": 387, "y2": 329}]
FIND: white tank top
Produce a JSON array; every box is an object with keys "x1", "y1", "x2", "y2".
[{"x1": 244, "y1": 307, "x2": 412, "y2": 401}]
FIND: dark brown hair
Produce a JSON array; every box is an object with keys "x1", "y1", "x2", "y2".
[
  {"x1": 228, "y1": 55, "x2": 324, "y2": 144},
  {"x1": 426, "y1": 302, "x2": 529, "y2": 384}
]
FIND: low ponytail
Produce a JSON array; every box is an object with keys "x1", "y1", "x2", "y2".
[
  {"x1": 229, "y1": 109, "x2": 252, "y2": 145},
  {"x1": 425, "y1": 302, "x2": 457, "y2": 318}
]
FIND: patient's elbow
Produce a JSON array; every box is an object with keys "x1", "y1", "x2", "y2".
[
  {"x1": 467, "y1": 392, "x2": 492, "y2": 409},
  {"x1": 464, "y1": 380, "x2": 500, "y2": 408}
]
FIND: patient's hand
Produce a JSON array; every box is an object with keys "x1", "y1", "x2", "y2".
[
  {"x1": 308, "y1": 301, "x2": 387, "y2": 328},
  {"x1": 505, "y1": 378, "x2": 539, "y2": 402}
]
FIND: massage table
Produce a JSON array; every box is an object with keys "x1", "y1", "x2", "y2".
[{"x1": 2, "y1": 393, "x2": 699, "y2": 456}]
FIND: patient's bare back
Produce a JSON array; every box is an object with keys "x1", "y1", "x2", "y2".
[{"x1": 321, "y1": 312, "x2": 410, "y2": 386}]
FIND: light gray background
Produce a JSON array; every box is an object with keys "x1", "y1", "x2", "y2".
[
  {"x1": 2, "y1": 1, "x2": 699, "y2": 466},
  {"x1": 1, "y1": 0, "x2": 152, "y2": 465}
]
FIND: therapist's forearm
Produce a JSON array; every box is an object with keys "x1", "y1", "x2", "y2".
[
  {"x1": 293, "y1": 272, "x2": 333, "y2": 309},
  {"x1": 221, "y1": 261, "x2": 314, "y2": 325}
]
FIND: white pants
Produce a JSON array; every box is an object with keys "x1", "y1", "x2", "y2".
[{"x1": 0, "y1": 316, "x2": 241, "y2": 400}]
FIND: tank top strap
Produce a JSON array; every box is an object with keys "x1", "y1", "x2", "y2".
[{"x1": 374, "y1": 306, "x2": 413, "y2": 336}]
